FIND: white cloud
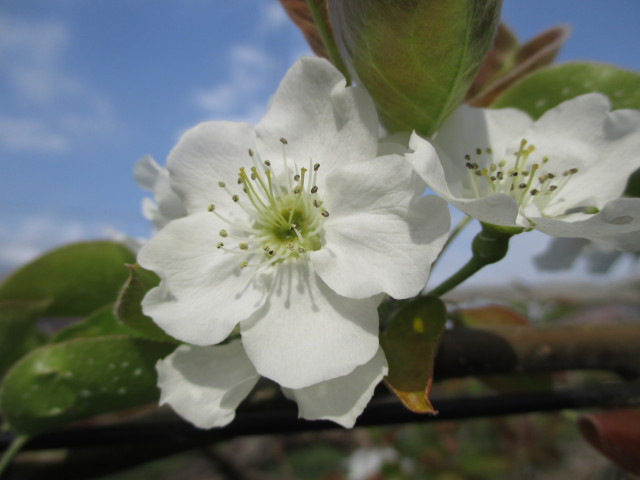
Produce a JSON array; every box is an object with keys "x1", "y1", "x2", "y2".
[
  {"x1": 0, "y1": 116, "x2": 68, "y2": 152},
  {"x1": 260, "y1": 2, "x2": 290, "y2": 32},
  {"x1": 0, "y1": 14, "x2": 115, "y2": 154},
  {"x1": 192, "y1": 44, "x2": 277, "y2": 124},
  {"x1": 0, "y1": 17, "x2": 69, "y2": 102},
  {"x1": 186, "y1": 1, "x2": 312, "y2": 129}
]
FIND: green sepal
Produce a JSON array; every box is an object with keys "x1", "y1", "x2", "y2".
[
  {"x1": 471, "y1": 223, "x2": 519, "y2": 264},
  {"x1": 428, "y1": 223, "x2": 518, "y2": 297},
  {"x1": 491, "y1": 62, "x2": 640, "y2": 119},
  {"x1": 380, "y1": 295, "x2": 447, "y2": 413},
  {"x1": 0, "y1": 299, "x2": 51, "y2": 377},
  {"x1": 51, "y1": 303, "x2": 143, "y2": 343},
  {"x1": 0, "y1": 241, "x2": 135, "y2": 317},
  {"x1": 0, "y1": 336, "x2": 176, "y2": 435},
  {"x1": 114, "y1": 264, "x2": 178, "y2": 343},
  {"x1": 331, "y1": 0, "x2": 501, "y2": 137}
]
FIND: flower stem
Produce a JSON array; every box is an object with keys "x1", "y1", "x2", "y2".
[
  {"x1": 0, "y1": 434, "x2": 28, "y2": 478},
  {"x1": 305, "y1": 0, "x2": 351, "y2": 84},
  {"x1": 428, "y1": 223, "x2": 517, "y2": 297},
  {"x1": 428, "y1": 256, "x2": 485, "y2": 298}
]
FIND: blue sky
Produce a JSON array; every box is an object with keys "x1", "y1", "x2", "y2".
[{"x1": 1, "y1": 0, "x2": 639, "y2": 286}]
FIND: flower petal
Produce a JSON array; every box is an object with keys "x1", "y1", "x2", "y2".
[
  {"x1": 433, "y1": 105, "x2": 533, "y2": 173},
  {"x1": 133, "y1": 155, "x2": 161, "y2": 190},
  {"x1": 520, "y1": 94, "x2": 640, "y2": 210},
  {"x1": 167, "y1": 121, "x2": 258, "y2": 214},
  {"x1": 255, "y1": 57, "x2": 378, "y2": 178},
  {"x1": 407, "y1": 133, "x2": 521, "y2": 227},
  {"x1": 156, "y1": 342, "x2": 259, "y2": 429},
  {"x1": 240, "y1": 262, "x2": 379, "y2": 389},
  {"x1": 312, "y1": 155, "x2": 450, "y2": 299},
  {"x1": 593, "y1": 229, "x2": 640, "y2": 252},
  {"x1": 283, "y1": 347, "x2": 387, "y2": 428},
  {"x1": 153, "y1": 171, "x2": 187, "y2": 227},
  {"x1": 138, "y1": 212, "x2": 267, "y2": 345},
  {"x1": 530, "y1": 198, "x2": 640, "y2": 251}
]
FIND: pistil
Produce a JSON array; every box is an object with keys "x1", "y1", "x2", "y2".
[{"x1": 206, "y1": 139, "x2": 327, "y2": 270}]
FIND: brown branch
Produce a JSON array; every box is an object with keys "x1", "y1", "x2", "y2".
[{"x1": 434, "y1": 324, "x2": 640, "y2": 381}]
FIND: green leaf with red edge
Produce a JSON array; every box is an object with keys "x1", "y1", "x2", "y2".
[
  {"x1": 114, "y1": 264, "x2": 178, "y2": 343},
  {"x1": 0, "y1": 241, "x2": 135, "y2": 317},
  {"x1": 279, "y1": 0, "x2": 329, "y2": 58},
  {"x1": 329, "y1": 0, "x2": 501, "y2": 137},
  {"x1": 491, "y1": 61, "x2": 640, "y2": 119},
  {"x1": 380, "y1": 295, "x2": 447, "y2": 413},
  {"x1": 0, "y1": 336, "x2": 176, "y2": 435},
  {"x1": 0, "y1": 299, "x2": 51, "y2": 376},
  {"x1": 452, "y1": 305, "x2": 554, "y2": 393},
  {"x1": 466, "y1": 23, "x2": 570, "y2": 107}
]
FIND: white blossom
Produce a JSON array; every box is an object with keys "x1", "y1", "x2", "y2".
[
  {"x1": 407, "y1": 94, "x2": 640, "y2": 250},
  {"x1": 138, "y1": 57, "x2": 450, "y2": 427}
]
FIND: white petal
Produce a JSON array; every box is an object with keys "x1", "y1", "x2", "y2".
[
  {"x1": 520, "y1": 94, "x2": 640, "y2": 210},
  {"x1": 255, "y1": 57, "x2": 378, "y2": 178},
  {"x1": 240, "y1": 262, "x2": 379, "y2": 389},
  {"x1": 377, "y1": 132, "x2": 411, "y2": 156},
  {"x1": 283, "y1": 347, "x2": 387, "y2": 428},
  {"x1": 312, "y1": 155, "x2": 450, "y2": 299},
  {"x1": 156, "y1": 342, "x2": 259, "y2": 429},
  {"x1": 133, "y1": 155, "x2": 162, "y2": 191},
  {"x1": 407, "y1": 133, "x2": 521, "y2": 227},
  {"x1": 530, "y1": 198, "x2": 640, "y2": 251},
  {"x1": 433, "y1": 105, "x2": 533, "y2": 170},
  {"x1": 167, "y1": 121, "x2": 258, "y2": 214},
  {"x1": 141, "y1": 196, "x2": 158, "y2": 222},
  {"x1": 151, "y1": 167, "x2": 187, "y2": 228},
  {"x1": 138, "y1": 212, "x2": 267, "y2": 345}
]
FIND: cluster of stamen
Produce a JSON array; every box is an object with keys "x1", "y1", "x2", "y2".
[
  {"x1": 463, "y1": 139, "x2": 579, "y2": 214},
  {"x1": 207, "y1": 138, "x2": 327, "y2": 270}
]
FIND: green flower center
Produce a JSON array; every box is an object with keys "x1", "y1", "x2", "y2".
[{"x1": 207, "y1": 138, "x2": 327, "y2": 269}]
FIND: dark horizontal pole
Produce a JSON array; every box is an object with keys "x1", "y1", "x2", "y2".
[
  {"x1": 3, "y1": 381, "x2": 639, "y2": 452},
  {"x1": 434, "y1": 324, "x2": 640, "y2": 380}
]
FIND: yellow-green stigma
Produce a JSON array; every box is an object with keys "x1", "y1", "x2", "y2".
[{"x1": 207, "y1": 139, "x2": 326, "y2": 269}]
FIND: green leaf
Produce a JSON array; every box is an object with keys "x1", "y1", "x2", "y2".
[
  {"x1": 0, "y1": 300, "x2": 50, "y2": 376},
  {"x1": 0, "y1": 336, "x2": 176, "y2": 435},
  {"x1": 0, "y1": 241, "x2": 136, "y2": 317},
  {"x1": 52, "y1": 304, "x2": 142, "y2": 343},
  {"x1": 624, "y1": 168, "x2": 640, "y2": 198},
  {"x1": 115, "y1": 264, "x2": 178, "y2": 343},
  {"x1": 330, "y1": 0, "x2": 501, "y2": 136},
  {"x1": 380, "y1": 295, "x2": 447, "y2": 413},
  {"x1": 491, "y1": 62, "x2": 640, "y2": 119}
]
